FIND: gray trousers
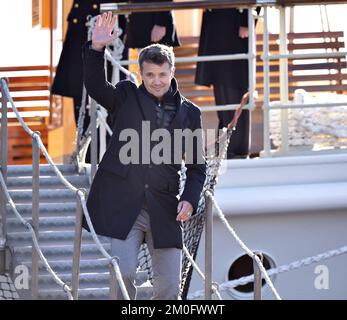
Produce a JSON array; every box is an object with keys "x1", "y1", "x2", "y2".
[{"x1": 110, "y1": 209, "x2": 182, "y2": 300}]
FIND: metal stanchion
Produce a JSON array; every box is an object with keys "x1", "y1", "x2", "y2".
[
  {"x1": 262, "y1": 6, "x2": 271, "y2": 157},
  {"x1": 71, "y1": 190, "x2": 85, "y2": 300},
  {"x1": 0, "y1": 78, "x2": 9, "y2": 266},
  {"x1": 31, "y1": 132, "x2": 41, "y2": 299},
  {"x1": 90, "y1": 99, "x2": 98, "y2": 181},
  {"x1": 109, "y1": 258, "x2": 118, "y2": 300},
  {"x1": 253, "y1": 252, "x2": 263, "y2": 300},
  {"x1": 279, "y1": 6, "x2": 289, "y2": 154},
  {"x1": 204, "y1": 190, "x2": 213, "y2": 300}
]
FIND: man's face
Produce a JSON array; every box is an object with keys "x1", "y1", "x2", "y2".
[{"x1": 140, "y1": 61, "x2": 174, "y2": 100}]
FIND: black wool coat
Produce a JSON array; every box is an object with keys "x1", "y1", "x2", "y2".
[
  {"x1": 51, "y1": 0, "x2": 126, "y2": 103},
  {"x1": 125, "y1": 0, "x2": 180, "y2": 48},
  {"x1": 82, "y1": 43, "x2": 206, "y2": 249},
  {"x1": 195, "y1": 8, "x2": 251, "y2": 89}
]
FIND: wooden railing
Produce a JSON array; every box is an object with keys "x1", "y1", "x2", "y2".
[{"x1": 0, "y1": 65, "x2": 51, "y2": 164}]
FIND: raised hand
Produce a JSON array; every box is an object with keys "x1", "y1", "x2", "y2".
[{"x1": 92, "y1": 11, "x2": 118, "y2": 51}]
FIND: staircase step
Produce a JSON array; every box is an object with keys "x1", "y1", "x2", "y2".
[
  {"x1": 7, "y1": 230, "x2": 102, "y2": 246},
  {"x1": 37, "y1": 270, "x2": 148, "y2": 291},
  {"x1": 38, "y1": 272, "x2": 111, "y2": 290},
  {"x1": 9, "y1": 189, "x2": 76, "y2": 203},
  {"x1": 13, "y1": 243, "x2": 110, "y2": 261},
  {"x1": 7, "y1": 175, "x2": 89, "y2": 189},
  {"x1": 8, "y1": 203, "x2": 77, "y2": 217},
  {"x1": 23, "y1": 258, "x2": 111, "y2": 274},
  {"x1": 37, "y1": 281, "x2": 153, "y2": 300},
  {"x1": 5, "y1": 164, "x2": 154, "y2": 300},
  {"x1": 38, "y1": 287, "x2": 110, "y2": 300},
  {"x1": 8, "y1": 216, "x2": 77, "y2": 232},
  {"x1": 7, "y1": 164, "x2": 79, "y2": 177}
]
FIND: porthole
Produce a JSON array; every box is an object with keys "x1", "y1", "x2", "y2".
[{"x1": 226, "y1": 252, "x2": 276, "y2": 299}]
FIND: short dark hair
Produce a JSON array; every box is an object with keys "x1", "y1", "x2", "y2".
[{"x1": 138, "y1": 44, "x2": 175, "y2": 70}]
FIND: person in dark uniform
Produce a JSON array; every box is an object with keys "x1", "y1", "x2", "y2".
[
  {"x1": 195, "y1": 8, "x2": 259, "y2": 159},
  {"x1": 125, "y1": 0, "x2": 180, "y2": 49},
  {"x1": 83, "y1": 12, "x2": 206, "y2": 299},
  {"x1": 52, "y1": 0, "x2": 127, "y2": 120},
  {"x1": 51, "y1": 0, "x2": 127, "y2": 162}
]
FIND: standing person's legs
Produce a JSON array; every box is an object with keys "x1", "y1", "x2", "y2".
[
  {"x1": 213, "y1": 84, "x2": 250, "y2": 159},
  {"x1": 142, "y1": 211, "x2": 182, "y2": 300},
  {"x1": 110, "y1": 211, "x2": 148, "y2": 300}
]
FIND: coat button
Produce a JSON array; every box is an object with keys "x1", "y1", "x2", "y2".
[
  {"x1": 149, "y1": 164, "x2": 153, "y2": 169},
  {"x1": 93, "y1": 4, "x2": 98, "y2": 9},
  {"x1": 144, "y1": 184, "x2": 149, "y2": 189},
  {"x1": 74, "y1": 3, "x2": 79, "y2": 8},
  {"x1": 73, "y1": 18, "x2": 78, "y2": 24}
]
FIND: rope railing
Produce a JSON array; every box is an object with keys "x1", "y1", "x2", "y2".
[
  {"x1": 0, "y1": 171, "x2": 73, "y2": 300},
  {"x1": 2, "y1": 0, "x2": 346, "y2": 301},
  {"x1": 79, "y1": 191, "x2": 130, "y2": 300},
  {"x1": 96, "y1": 109, "x2": 113, "y2": 136},
  {"x1": 206, "y1": 190, "x2": 282, "y2": 300},
  {"x1": 182, "y1": 245, "x2": 222, "y2": 300},
  {"x1": 0, "y1": 78, "x2": 130, "y2": 300},
  {"x1": 188, "y1": 243, "x2": 347, "y2": 299},
  {"x1": 104, "y1": 49, "x2": 139, "y2": 86}
]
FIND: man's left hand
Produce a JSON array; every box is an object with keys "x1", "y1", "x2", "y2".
[{"x1": 176, "y1": 201, "x2": 193, "y2": 222}]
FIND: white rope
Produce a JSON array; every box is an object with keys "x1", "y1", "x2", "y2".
[
  {"x1": 182, "y1": 245, "x2": 222, "y2": 300},
  {"x1": 76, "y1": 85, "x2": 88, "y2": 154},
  {"x1": 78, "y1": 191, "x2": 130, "y2": 299},
  {"x1": 104, "y1": 49, "x2": 139, "y2": 85},
  {"x1": 1, "y1": 79, "x2": 34, "y2": 137},
  {"x1": 96, "y1": 109, "x2": 113, "y2": 136},
  {"x1": 188, "y1": 244, "x2": 347, "y2": 300},
  {"x1": 33, "y1": 135, "x2": 78, "y2": 192},
  {"x1": 0, "y1": 172, "x2": 73, "y2": 300},
  {"x1": 206, "y1": 191, "x2": 282, "y2": 300}
]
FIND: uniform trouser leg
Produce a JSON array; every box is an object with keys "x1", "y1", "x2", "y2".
[
  {"x1": 213, "y1": 84, "x2": 250, "y2": 158},
  {"x1": 110, "y1": 209, "x2": 181, "y2": 300}
]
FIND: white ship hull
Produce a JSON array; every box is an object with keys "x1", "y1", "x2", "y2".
[{"x1": 189, "y1": 153, "x2": 347, "y2": 300}]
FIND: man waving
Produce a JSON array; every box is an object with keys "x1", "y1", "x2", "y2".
[{"x1": 82, "y1": 12, "x2": 206, "y2": 300}]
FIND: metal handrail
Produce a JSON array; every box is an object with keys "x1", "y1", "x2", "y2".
[
  {"x1": 101, "y1": 0, "x2": 347, "y2": 14},
  {"x1": 204, "y1": 190, "x2": 213, "y2": 300},
  {"x1": 261, "y1": 5, "x2": 347, "y2": 156},
  {"x1": 0, "y1": 173, "x2": 73, "y2": 299},
  {"x1": 101, "y1": 0, "x2": 260, "y2": 13}
]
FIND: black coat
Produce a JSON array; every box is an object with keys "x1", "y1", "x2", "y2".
[
  {"x1": 51, "y1": 0, "x2": 126, "y2": 103},
  {"x1": 125, "y1": 0, "x2": 180, "y2": 48},
  {"x1": 195, "y1": 8, "x2": 251, "y2": 89},
  {"x1": 82, "y1": 43, "x2": 206, "y2": 249}
]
